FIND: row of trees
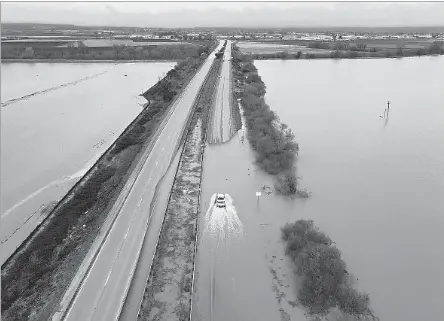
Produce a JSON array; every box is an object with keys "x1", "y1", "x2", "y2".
[
  {"x1": 308, "y1": 42, "x2": 370, "y2": 52},
  {"x1": 232, "y1": 47, "x2": 307, "y2": 197},
  {"x1": 1, "y1": 43, "x2": 213, "y2": 60},
  {"x1": 281, "y1": 220, "x2": 378, "y2": 320}
]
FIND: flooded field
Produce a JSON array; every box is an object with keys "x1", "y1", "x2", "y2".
[
  {"x1": 0, "y1": 61, "x2": 174, "y2": 263},
  {"x1": 193, "y1": 56, "x2": 444, "y2": 321},
  {"x1": 1, "y1": 63, "x2": 112, "y2": 103},
  {"x1": 82, "y1": 39, "x2": 190, "y2": 47},
  {"x1": 237, "y1": 41, "x2": 331, "y2": 54}
]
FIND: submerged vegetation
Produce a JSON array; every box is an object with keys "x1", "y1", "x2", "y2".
[
  {"x1": 232, "y1": 44, "x2": 307, "y2": 197},
  {"x1": 282, "y1": 220, "x2": 378, "y2": 320}
]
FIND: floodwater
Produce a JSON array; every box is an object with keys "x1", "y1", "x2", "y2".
[
  {"x1": 237, "y1": 41, "x2": 331, "y2": 55},
  {"x1": 193, "y1": 56, "x2": 444, "y2": 321},
  {"x1": 0, "y1": 61, "x2": 174, "y2": 264}
]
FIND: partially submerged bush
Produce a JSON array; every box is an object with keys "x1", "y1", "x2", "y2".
[
  {"x1": 281, "y1": 219, "x2": 377, "y2": 320},
  {"x1": 275, "y1": 170, "x2": 298, "y2": 195}
]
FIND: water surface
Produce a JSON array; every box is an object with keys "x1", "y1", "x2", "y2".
[
  {"x1": 254, "y1": 56, "x2": 444, "y2": 321},
  {"x1": 1, "y1": 62, "x2": 174, "y2": 263},
  {"x1": 194, "y1": 56, "x2": 444, "y2": 321}
]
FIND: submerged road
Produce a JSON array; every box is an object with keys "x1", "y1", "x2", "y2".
[
  {"x1": 59, "y1": 41, "x2": 223, "y2": 321},
  {"x1": 208, "y1": 40, "x2": 233, "y2": 144}
]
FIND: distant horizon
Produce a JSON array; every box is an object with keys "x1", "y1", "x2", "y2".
[
  {"x1": 2, "y1": 2, "x2": 444, "y2": 28},
  {"x1": 3, "y1": 21, "x2": 444, "y2": 31}
]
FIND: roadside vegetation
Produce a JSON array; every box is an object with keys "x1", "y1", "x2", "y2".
[
  {"x1": 1, "y1": 41, "x2": 214, "y2": 60},
  {"x1": 232, "y1": 44, "x2": 308, "y2": 197},
  {"x1": 281, "y1": 220, "x2": 378, "y2": 320},
  {"x1": 0, "y1": 43, "x2": 216, "y2": 321}
]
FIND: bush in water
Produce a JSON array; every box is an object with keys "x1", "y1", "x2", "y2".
[
  {"x1": 274, "y1": 170, "x2": 298, "y2": 196},
  {"x1": 281, "y1": 220, "x2": 377, "y2": 320}
]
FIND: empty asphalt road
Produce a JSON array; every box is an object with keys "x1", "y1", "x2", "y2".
[
  {"x1": 207, "y1": 40, "x2": 233, "y2": 144},
  {"x1": 59, "y1": 41, "x2": 223, "y2": 321}
]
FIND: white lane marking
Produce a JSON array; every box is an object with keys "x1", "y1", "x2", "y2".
[
  {"x1": 105, "y1": 270, "x2": 112, "y2": 285},
  {"x1": 137, "y1": 177, "x2": 152, "y2": 207}
]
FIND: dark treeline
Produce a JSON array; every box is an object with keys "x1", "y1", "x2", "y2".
[
  {"x1": 232, "y1": 45, "x2": 308, "y2": 197},
  {"x1": 1, "y1": 42, "x2": 214, "y2": 60},
  {"x1": 282, "y1": 220, "x2": 378, "y2": 320}
]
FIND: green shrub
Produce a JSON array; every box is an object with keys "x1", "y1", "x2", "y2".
[
  {"x1": 281, "y1": 220, "x2": 376, "y2": 319},
  {"x1": 274, "y1": 170, "x2": 298, "y2": 195},
  {"x1": 232, "y1": 46, "x2": 301, "y2": 193},
  {"x1": 112, "y1": 124, "x2": 144, "y2": 155}
]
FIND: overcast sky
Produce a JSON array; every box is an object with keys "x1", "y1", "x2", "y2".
[{"x1": 2, "y1": 1, "x2": 444, "y2": 28}]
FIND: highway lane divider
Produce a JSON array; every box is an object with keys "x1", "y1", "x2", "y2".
[
  {"x1": 136, "y1": 52, "x2": 221, "y2": 321},
  {"x1": 114, "y1": 52, "x2": 222, "y2": 321}
]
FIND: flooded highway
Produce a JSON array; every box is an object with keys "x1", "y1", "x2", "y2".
[
  {"x1": 191, "y1": 132, "x2": 287, "y2": 321},
  {"x1": 194, "y1": 56, "x2": 444, "y2": 321}
]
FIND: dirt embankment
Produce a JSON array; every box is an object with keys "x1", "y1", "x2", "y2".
[
  {"x1": 137, "y1": 57, "x2": 221, "y2": 321},
  {"x1": 1, "y1": 56, "x2": 207, "y2": 321}
]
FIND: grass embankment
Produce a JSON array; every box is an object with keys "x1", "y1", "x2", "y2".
[
  {"x1": 232, "y1": 45, "x2": 308, "y2": 197},
  {"x1": 137, "y1": 56, "x2": 221, "y2": 321},
  {"x1": 281, "y1": 220, "x2": 378, "y2": 320},
  {"x1": 0, "y1": 51, "x2": 212, "y2": 321},
  {"x1": 248, "y1": 40, "x2": 444, "y2": 60},
  {"x1": 1, "y1": 41, "x2": 215, "y2": 60}
]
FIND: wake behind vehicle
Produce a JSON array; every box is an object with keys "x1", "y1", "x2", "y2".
[{"x1": 215, "y1": 194, "x2": 226, "y2": 208}]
